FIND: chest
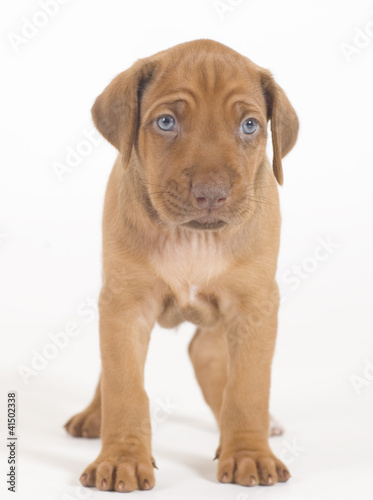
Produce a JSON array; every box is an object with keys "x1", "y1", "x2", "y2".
[{"x1": 151, "y1": 231, "x2": 229, "y2": 307}]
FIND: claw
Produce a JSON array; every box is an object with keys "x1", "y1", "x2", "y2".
[
  {"x1": 80, "y1": 474, "x2": 88, "y2": 486},
  {"x1": 249, "y1": 475, "x2": 257, "y2": 486},
  {"x1": 142, "y1": 479, "x2": 150, "y2": 490}
]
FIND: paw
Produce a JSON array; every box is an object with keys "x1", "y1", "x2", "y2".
[
  {"x1": 80, "y1": 451, "x2": 156, "y2": 492},
  {"x1": 217, "y1": 449, "x2": 290, "y2": 486},
  {"x1": 64, "y1": 408, "x2": 100, "y2": 438},
  {"x1": 269, "y1": 415, "x2": 284, "y2": 437}
]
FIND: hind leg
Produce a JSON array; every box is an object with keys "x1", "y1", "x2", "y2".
[
  {"x1": 188, "y1": 324, "x2": 228, "y2": 423},
  {"x1": 64, "y1": 376, "x2": 101, "y2": 438},
  {"x1": 188, "y1": 326, "x2": 283, "y2": 436}
]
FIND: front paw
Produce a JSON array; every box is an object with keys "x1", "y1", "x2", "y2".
[
  {"x1": 217, "y1": 448, "x2": 290, "y2": 486},
  {"x1": 80, "y1": 448, "x2": 157, "y2": 492}
]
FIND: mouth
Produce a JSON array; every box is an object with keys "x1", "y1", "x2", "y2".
[
  {"x1": 144, "y1": 191, "x2": 229, "y2": 230},
  {"x1": 183, "y1": 217, "x2": 227, "y2": 231}
]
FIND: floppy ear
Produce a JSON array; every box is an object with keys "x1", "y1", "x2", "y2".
[
  {"x1": 91, "y1": 58, "x2": 156, "y2": 165},
  {"x1": 261, "y1": 71, "x2": 299, "y2": 185}
]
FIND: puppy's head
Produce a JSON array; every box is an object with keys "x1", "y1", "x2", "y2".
[{"x1": 92, "y1": 40, "x2": 298, "y2": 230}]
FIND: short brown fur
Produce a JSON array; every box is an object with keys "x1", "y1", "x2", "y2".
[{"x1": 65, "y1": 39, "x2": 298, "y2": 492}]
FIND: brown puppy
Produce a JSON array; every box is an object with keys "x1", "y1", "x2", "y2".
[{"x1": 65, "y1": 39, "x2": 298, "y2": 492}]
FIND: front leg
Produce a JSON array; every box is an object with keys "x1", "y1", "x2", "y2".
[
  {"x1": 80, "y1": 282, "x2": 161, "y2": 492},
  {"x1": 217, "y1": 282, "x2": 290, "y2": 487}
]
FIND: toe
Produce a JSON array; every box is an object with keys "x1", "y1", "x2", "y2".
[
  {"x1": 137, "y1": 461, "x2": 155, "y2": 490},
  {"x1": 234, "y1": 456, "x2": 258, "y2": 486},
  {"x1": 66, "y1": 418, "x2": 82, "y2": 437},
  {"x1": 115, "y1": 463, "x2": 137, "y2": 492},
  {"x1": 276, "y1": 461, "x2": 291, "y2": 482},
  {"x1": 257, "y1": 457, "x2": 277, "y2": 486},
  {"x1": 96, "y1": 461, "x2": 114, "y2": 491},
  {"x1": 217, "y1": 456, "x2": 235, "y2": 483},
  {"x1": 64, "y1": 417, "x2": 72, "y2": 430},
  {"x1": 82, "y1": 413, "x2": 100, "y2": 438},
  {"x1": 80, "y1": 465, "x2": 96, "y2": 487}
]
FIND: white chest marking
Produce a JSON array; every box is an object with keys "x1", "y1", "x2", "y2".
[
  {"x1": 189, "y1": 285, "x2": 198, "y2": 303},
  {"x1": 151, "y1": 231, "x2": 228, "y2": 306}
]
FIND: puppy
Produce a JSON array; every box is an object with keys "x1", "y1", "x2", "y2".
[{"x1": 65, "y1": 39, "x2": 298, "y2": 492}]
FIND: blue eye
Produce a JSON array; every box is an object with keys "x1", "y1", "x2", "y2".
[
  {"x1": 242, "y1": 118, "x2": 258, "y2": 135},
  {"x1": 157, "y1": 115, "x2": 175, "y2": 131}
]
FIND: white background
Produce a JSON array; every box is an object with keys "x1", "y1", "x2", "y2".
[{"x1": 1, "y1": 0, "x2": 373, "y2": 499}]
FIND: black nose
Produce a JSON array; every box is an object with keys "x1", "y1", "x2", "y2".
[{"x1": 191, "y1": 183, "x2": 230, "y2": 209}]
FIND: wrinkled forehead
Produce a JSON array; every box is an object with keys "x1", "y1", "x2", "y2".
[{"x1": 141, "y1": 50, "x2": 266, "y2": 111}]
